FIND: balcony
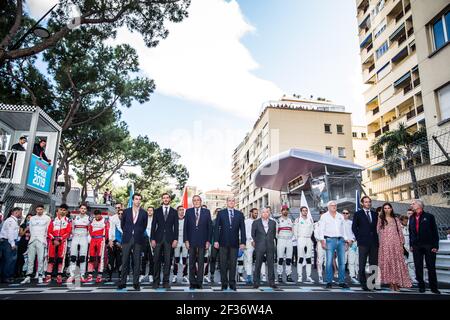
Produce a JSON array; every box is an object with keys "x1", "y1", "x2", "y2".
[
  {"x1": 413, "y1": 78, "x2": 421, "y2": 88},
  {"x1": 373, "y1": 106, "x2": 380, "y2": 115},
  {"x1": 406, "y1": 109, "x2": 416, "y2": 120},
  {"x1": 417, "y1": 104, "x2": 424, "y2": 114},
  {"x1": 375, "y1": 129, "x2": 382, "y2": 138},
  {"x1": 403, "y1": 82, "x2": 413, "y2": 94},
  {"x1": 382, "y1": 124, "x2": 390, "y2": 133}
]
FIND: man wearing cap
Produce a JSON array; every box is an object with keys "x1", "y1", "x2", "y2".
[
  {"x1": 11, "y1": 136, "x2": 27, "y2": 151},
  {"x1": 276, "y1": 205, "x2": 294, "y2": 283}
]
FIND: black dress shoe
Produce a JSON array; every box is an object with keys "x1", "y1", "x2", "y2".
[
  {"x1": 220, "y1": 285, "x2": 227, "y2": 291},
  {"x1": 152, "y1": 284, "x2": 159, "y2": 289},
  {"x1": 253, "y1": 284, "x2": 260, "y2": 289},
  {"x1": 133, "y1": 284, "x2": 141, "y2": 291},
  {"x1": 230, "y1": 285, "x2": 237, "y2": 291},
  {"x1": 325, "y1": 283, "x2": 333, "y2": 289},
  {"x1": 117, "y1": 284, "x2": 126, "y2": 290},
  {"x1": 339, "y1": 283, "x2": 349, "y2": 289},
  {"x1": 163, "y1": 283, "x2": 170, "y2": 289},
  {"x1": 419, "y1": 287, "x2": 426, "y2": 293},
  {"x1": 189, "y1": 285, "x2": 196, "y2": 290},
  {"x1": 362, "y1": 286, "x2": 370, "y2": 291},
  {"x1": 197, "y1": 285, "x2": 203, "y2": 289},
  {"x1": 270, "y1": 284, "x2": 278, "y2": 289},
  {"x1": 431, "y1": 289, "x2": 441, "y2": 294}
]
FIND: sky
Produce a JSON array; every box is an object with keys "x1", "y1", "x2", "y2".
[{"x1": 27, "y1": 0, "x2": 366, "y2": 193}]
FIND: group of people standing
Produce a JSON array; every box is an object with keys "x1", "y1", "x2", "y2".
[{"x1": 0, "y1": 193, "x2": 442, "y2": 294}]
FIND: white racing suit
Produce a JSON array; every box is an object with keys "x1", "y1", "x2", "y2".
[
  {"x1": 294, "y1": 217, "x2": 314, "y2": 281},
  {"x1": 314, "y1": 220, "x2": 325, "y2": 280},
  {"x1": 173, "y1": 218, "x2": 188, "y2": 278},
  {"x1": 276, "y1": 216, "x2": 294, "y2": 276},
  {"x1": 69, "y1": 214, "x2": 90, "y2": 277},
  {"x1": 344, "y1": 219, "x2": 358, "y2": 279},
  {"x1": 244, "y1": 218, "x2": 255, "y2": 277}
]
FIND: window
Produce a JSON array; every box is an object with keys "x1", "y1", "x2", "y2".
[
  {"x1": 352, "y1": 132, "x2": 357, "y2": 138},
  {"x1": 431, "y1": 11, "x2": 450, "y2": 51},
  {"x1": 374, "y1": 19, "x2": 386, "y2": 39},
  {"x1": 361, "y1": 132, "x2": 367, "y2": 138},
  {"x1": 324, "y1": 124, "x2": 332, "y2": 133},
  {"x1": 437, "y1": 83, "x2": 450, "y2": 122},
  {"x1": 337, "y1": 125, "x2": 344, "y2": 134},
  {"x1": 325, "y1": 147, "x2": 332, "y2": 155},
  {"x1": 371, "y1": 0, "x2": 385, "y2": 20},
  {"x1": 338, "y1": 147, "x2": 346, "y2": 158},
  {"x1": 376, "y1": 41, "x2": 388, "y2": 59},
  {"x1": 353, "y1": 150, "x2": 356, "y2": 158}
]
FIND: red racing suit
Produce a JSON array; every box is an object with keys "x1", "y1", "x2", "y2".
[
  {"x1": 87, "y1": 217, "x2": 109, "y2": 275},
  {"x1": 46, "y1": 215, "x2": 72, "y2": 275}
]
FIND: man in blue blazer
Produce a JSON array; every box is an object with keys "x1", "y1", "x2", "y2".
[
  {"x1": 118, "y1": 193, "x2": 148, "y2": 291},
  {"x1": 214, "y1": 197, "x2": 246, "y2": 291},
  {"x1": 184, "y1": 195, "x2": 212, "y2": 289},
  {"x1": 352, "y1": 196, "x2": 379, "y2": 291},
  {"x1": 151, "y1": 193, "x2": 179, "y2": 289}
]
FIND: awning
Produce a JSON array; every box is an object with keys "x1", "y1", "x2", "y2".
[
  {"x1": 411, "y1": 65, "x2": 419, "y2": 73},
  {"x1": 370, "y1": 165, "x2": 384, "y2": 172},
  {"x1": 389, "y1": 24, "x2": 405, "y2": 42},
  {"x1": 377, "y1": 62, "x2": 390, "y2": 75},
  {"x1": 394, "y1": 71, "x2": 411, "y2": 87},
  {"x1": 360, "y1": 33, "x2": 373, "y2": 48},
  {"x1": 391, "y1": 46, "x2": 409, "y2": 63},
  {"x1": 366, "y1": 95, "x2": 378, "y2": 106},
  {"x1": 253, "y1": 149, "x2": 364, "y2": 192},
  {"x1": 359, "y1": 15, "x2": 371, "y2": 29}
]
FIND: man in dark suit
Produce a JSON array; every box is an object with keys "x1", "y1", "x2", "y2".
[
  {"x1": 184, "y1": 195, "x2": 212, "y2": 289},
  {"x1": 251, "y1": 207, "x2": 277, "y2": 289},
  {"x1": 409, "y1": 199, "x2": 440, "y2": 294},
  {"x1": 352, "y1": 196, "x2": 379, "y2": 291},
  {"x1": 118, "y1": 193, "x2": 148, "y2": 291},
  {"x1": 151, "y1": 193, "x2": 179, "y2": 289},
  {"x1": 214, "y1": 197, "x2": 246, "y2": 291}
]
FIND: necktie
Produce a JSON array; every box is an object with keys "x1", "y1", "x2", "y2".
[
  {"x1": 164, "y1": 207, "x2": 168, "y2": 221},
  {"x1": 365, "y1": 210, "x2": 372, "y2": 223},
  {"x1": 195, "y1": 208, "x2": 200, "y2": 227},
  {"x1": 229, "y1": 209, "x2": 234, "y2": 227}
]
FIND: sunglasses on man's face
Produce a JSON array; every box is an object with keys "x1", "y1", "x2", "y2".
[{"x1": 343, "y1": 212, "x2": 350, "y2": 215}]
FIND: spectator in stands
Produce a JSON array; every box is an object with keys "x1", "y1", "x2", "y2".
[
  {"x1": 33, "y1": 139, "x2": 51, "y2": 164},
  {"x1": 11, "y1": 136, "x2": 27, "y2": 151}
]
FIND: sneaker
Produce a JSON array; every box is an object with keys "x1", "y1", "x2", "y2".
[
  {"x1": 38, "y1": 276, "x2": 43, "y2": 284},
  {"x1": 66, "y1": 276, "x2": 74, "y2": 284},
  {"x1": 297, "y1": 276, "x2": 303, "y2": 283},
  {"x1": 172, "y1": 276, "x2": 178, "y2": 284},
  {"x1": 149, "y1": 275, "x2": 154, "y2": 283},
  {"x1": 261, "y1": 274, "x2": 266, "y2": 282},
  {"x1": 204, "y1": 275, "x2": 211, "y2": 283},
  {"x1": 44, "y1": 275, "x2": 52, "y2": 283},
  {"x1": 95, "y1": 275, "x2": 103, "y2": 283},
  {"x1": 56, "y1": 275, "x2": 63, "y2": 285},
  {"x1": 306, "y1": 277, "x2": 314, "y2": 283},
  {"x1": 21, "y1": 276, "x2": 31, "y2": 284},
  {"x1": 318, "y1": 276, "x2": 324, "y2": 284},
  {"x1": 286, "y1": 275, "x2": 294, "y2": 283},
  {"x1": 34, "y1": 273, "x2": 39, "y2": 279},
  {"x1": 182, "y1": 276, "x2": 189, "y2": 284},
  {"x1": 238, "y1": 275, "x2": 245, "y2": 283},
  {"x1": 277, "y1": 275, "x2": 283, "y2": 283},
  {"x1": 84, "y1": 274, "x2": 94, "y2": 283},
  {"x1": 351, "y1": 277, "x2": 360, "y2": 284}
]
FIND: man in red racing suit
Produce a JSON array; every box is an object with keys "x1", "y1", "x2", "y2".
[{"x1": 85, "y1": 210, "x2": 109, "y2": 283}]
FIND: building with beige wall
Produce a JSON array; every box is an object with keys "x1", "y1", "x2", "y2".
[
  {"x1": 352, "y1": 125, "x2": 371, "y2": 190},
  {"x1": 355, "y1": 0, "x2": 450, "y2": 206},
  {"x1": 231, "y1": 96, "x2": 354, "y2": 216},
  {"x1": 203, "y1": 189, "x2": 234, "y2": 211}
]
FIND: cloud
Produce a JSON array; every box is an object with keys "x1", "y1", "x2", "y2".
[{"x1": 113, "y1": 0, "x2": 283, "y2": 120}]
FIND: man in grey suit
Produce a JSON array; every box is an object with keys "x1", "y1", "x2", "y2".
[{"x1": 251, "y1": 207, "x2": 277, "y2": 289}]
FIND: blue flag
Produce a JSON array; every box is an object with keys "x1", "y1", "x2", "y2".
[{"x1": 127, "y1": 183, "x2": 134, "y2": 208}]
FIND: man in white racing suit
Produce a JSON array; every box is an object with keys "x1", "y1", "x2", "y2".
[
  {"x1": 173, "y1": 206, "x2": 189, "y2": 284},
  {"x1": 294, "y1": 206, "x2": 314, "y2": 283},
  {"x1": 244, "y1": 208, "x2": 258, "y2": 284},
  {"x1": 342, "y1": 209, "x2": 359, "y2": 284},
  {"x1": 276, "y1": 205, "x2": 294, "y2": 283}
]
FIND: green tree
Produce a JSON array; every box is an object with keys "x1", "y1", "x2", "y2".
[
  {"x1": 371, "y1": 123, "x2": 428, "y2": 199},
  {"x1": 0, "y1": 0, "x2": 190, "y2": 65}
]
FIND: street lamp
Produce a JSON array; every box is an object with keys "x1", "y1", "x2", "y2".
[{"x1": 9, "y1": 4, "x2": 57, "y2": 50}]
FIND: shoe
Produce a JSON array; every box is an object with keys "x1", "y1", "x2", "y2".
[
  {"x1": 297, "y1": 276, "x2": 303, "y2": 283},
  {"x1": 21, "y1": 276, "x2": 31, "y2": 284},
  {"x1": 238, "y1": 275, "x2": 245, "y2": 282},
  {"x1": 261, "y1": 274, "x2": 267, "y2": 282},
  {"x1": 362, "y1": 285, "x2": 370, "y2": 291},
  {"x1": 419, "y1": 287, "x2": 426, "y2": 293},
  {"x1": 339, "y1": 283, "x2": 349, "y2": 289},
  {"x1": 117, "y1": 284, "x2": 126, "y2": 290},
  {"x1": 34, "y1": 273, "x2": 39, "y2": 279},
  {"x1": 163, "y1": 283, "x2": 170, "y2": 289},
  {"x1": 44, "y1": 275, "x2": 52, "y2": 283},
  {"x1": 139, "y1": 275, "x2": 145, "y2": 283},
  {"x1": 172, "y1": 276, "x2": 178, "y2": 284},
  {"x1": 286, "y1": 275, "x2": 294, "y2": 283},
  {"x1": 56, "y1": 275, "x2": 63, "y2": 285},
  {"x1": 66, "y1": 276, "x2": 74, "y2": 284},
  {"x1": 220, "y1": 285, "x2": 227, "y2": 291},
  {"x1": 204, "y1": 275, "x2": 211, "y2": 283},
  {"x1": 306, "y1": 277, "x2": 314, "y2": 283},
  {"x1": 84, "y1": 274, "x2": 94, "y2": 283},
  {"x1": 149, "y1": 275, "x2": 154, "y2": 283},
  {"x1": 351, "y1": 277, "x2": 360, "y2": 284},
  {"x1": 197, "y1": 285, "x2": 203, "y2": 289},
  {"x1": 95, "y1": 275, "x2": 103, "y2": 283},
  {"x1": 230, "y1": 285, "x2": 237, "y2": 291},
  {"x1": 270, "y1": 284, "x2": 278, "y2": 289},
  {"x1": 133, "y1": 284, "x2": 141, "y2": 291},
  {"x1": 431, "y1": 289, "x2": 441, "y2": 294},
  {"x1": 152, "y1": 284, "x2": 159, "y2": 289},
  {"x1": 182, "y1": 276, "x2": 189, "y2": 284},
  {"x1": 318, "y1": 276, "x2": 323, "y2": 284},
  {"x1": 38, "y1": 276, "x2": 43, "y2": 284},
  {"x1": 326, "y1": 283, "x2": 333, "y2": 289},
  {"x1": 189, "y1": 285, "x2": 196, "y2": 290},
  {"x1": 253, "y1": 284, "x2": 260, "y2": 289},
  {"x1": 277, "y1": 275, "x2": 283, "y2": 283}
]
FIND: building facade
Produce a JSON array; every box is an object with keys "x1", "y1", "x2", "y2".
[
  {"x1": 203, "y1": 189, "x2": 234, "y2": 211},
  {"x1": 232, "y1": 96, "x2": 354, "y2": 216},
  {"x1": 355, "y1": 0, "x2": 450, "y2": 206}
]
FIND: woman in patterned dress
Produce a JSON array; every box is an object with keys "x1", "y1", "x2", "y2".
[{"x1": 377, "y1": 203, "x2": 412, "y2": 291}]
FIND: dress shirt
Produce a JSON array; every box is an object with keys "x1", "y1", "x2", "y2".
[
  {"x1": 262, "y1": 219, "x2": 269, "y2": 233},
  {"x1": 0, "y1": 216, "x2": 20, "y2": 247},
  {"x1": 318, "y1": 211, "x2": 351, "y2": 241}
]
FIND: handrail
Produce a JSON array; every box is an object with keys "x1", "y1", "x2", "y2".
[{"x1": 0, "y1": 150, "x2": 18, "y2": 179}]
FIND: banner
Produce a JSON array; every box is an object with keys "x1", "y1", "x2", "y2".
[{"x1": 27, "y1": 154, "x2": 53, "y2": 193}]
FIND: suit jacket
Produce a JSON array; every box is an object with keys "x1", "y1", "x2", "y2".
[
  {"x1": 120, "y1": 207, "x2": 148, "y2": 245},
  {"x1": 251, "y1": 218, "x2": 276, "y2": 252},
  {"x1": 150, "y1": 206, "x2": 179, "y2": 243},
  {"x1": 352, "y1": 208, "x2": 379, "y2": 247},
  {"x1": 409, "y1": 211, "x2": 439, "y2": 249},
  {"x1": 183, "y1": 207, "x2": 212, "y2": 247},
  {"x1": 214, "y1": 208, "x2": 246, "y2": 248}
]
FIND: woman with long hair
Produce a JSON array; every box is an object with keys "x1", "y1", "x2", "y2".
[{"x1": 377, "y1": 203, "x2": 412, "y2": 291}]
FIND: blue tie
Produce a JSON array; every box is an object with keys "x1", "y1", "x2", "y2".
[{"x1": 229, "y1": 210, "x2": 234, "y2": 228}]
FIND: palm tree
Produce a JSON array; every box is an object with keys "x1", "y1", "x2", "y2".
[{"x1": 371, "y1": 123, "x2": 428, "y2": 199}]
